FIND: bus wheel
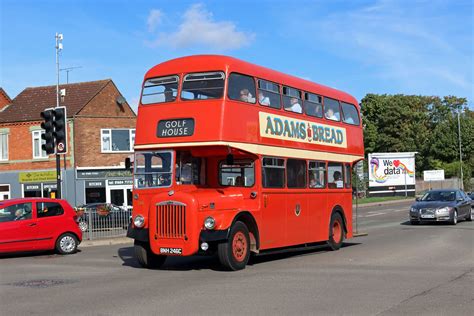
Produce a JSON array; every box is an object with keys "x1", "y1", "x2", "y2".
[
  {"x1": 134, "y1": 240, "x2": 166, "y2": 269},
  {"x1": 328, "y1": 212, "x2": 344, "y2": 251},
  {"x1": 218, "y1": 221, "x2": 250, "y2": 271}
]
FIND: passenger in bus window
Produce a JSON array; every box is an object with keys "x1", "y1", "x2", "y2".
[
  {"x1": 325, "y1": 108, "x2": 338, "y2": 120},
  {"x1": 240, "y1": 89, "x2": 255, "y2": 103},
  {"x1": 258, "y1": 91, "x2": 270, "y2": 106},
  {"x1": 287, "y1": 97, "x2": 302, "y2": 113},
  {"x1": 306, "y1": 103, "x2": 322, "y2": 117},
  {"x1": 333, "y1": 171, "x2": 343, "y2": 188},
  {"x1": 235, "y1": 176, "x2": 244, "y2": 186},
  {"x1": 344, "y1": 113, "x2": 355, "y2": 124},
  {"x1": 164, "y1": 86, "x2": 174, "y2": 102}
]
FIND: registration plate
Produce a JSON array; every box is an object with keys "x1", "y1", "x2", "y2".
[
  {"x1": 421, "y1": 214, "x2": 435, "y2": 219},
  {"x1": 159, "y1": 247, "x2": 182, "y2": 255}
]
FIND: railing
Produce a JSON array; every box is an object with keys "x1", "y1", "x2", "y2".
[
  {"x1": 156, "y1": 202, "x2": 186, "y2": 239},
  {"x1": 77, "y1": 207, "x2": 131, "y2": 240}
]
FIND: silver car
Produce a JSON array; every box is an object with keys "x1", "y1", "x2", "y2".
[{"x1": 410, "y1": 189, "x2": 473, "y2": 225}]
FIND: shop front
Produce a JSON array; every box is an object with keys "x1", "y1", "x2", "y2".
[
  {"x1": 19, "y1": 170, "x2": 59, "y2": 198},
  {"x1": 77, "y1": 168, "x2": 133, "y2": 208}
]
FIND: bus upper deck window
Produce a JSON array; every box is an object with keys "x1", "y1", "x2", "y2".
[
  {"x1": 341, "y1": 102, "x2": 360, "y2": 125},
  {"x1": 258, "y1": 79, "x2": 281, "y2": 109},
  {"x1": 181, "y1": 72, "x2": 225, "y2": 101},
  {"x1": 305, "y1": 93, "x2": 323, "y2": 118},
  {"x1": 228, "y1": 73, "x2": 256, "y2": 104},
  {"x1": 283, "y1": 87, "x2": 302, "y2": 114},
  {"x1": 324, "y1": 97, "x2": 341, "y2": 121},
  {"x1": 141, "y1": 75, "x2": 179, "y2": 105}
]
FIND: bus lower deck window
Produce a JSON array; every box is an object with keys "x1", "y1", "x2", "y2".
[{"x1": 262, "y1": 157, "x2": 285, "y2": 188}]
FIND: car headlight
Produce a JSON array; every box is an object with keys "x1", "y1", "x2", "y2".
[
  {"x1": 410, "y1": 207, "x2": 418, "y2": 213},
  {"x1": 436, "y1": 207, "x2": 451, "y2": 215},
  {"x1": 204, "y1": 217, "x2": 215, "y2": 230},
  {"x1": 133, "y1": 215, "x2": 145, "y2": 228}
]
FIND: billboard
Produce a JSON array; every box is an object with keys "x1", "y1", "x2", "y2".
[{"x1": 368, "y1": 152, "x2": 416, "y2": 188}]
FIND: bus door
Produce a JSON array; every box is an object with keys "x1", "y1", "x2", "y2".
[
  {"x1": 285, "y1": 159, "x2": 311, "y2": 245},
  {"x1": 260, "y1": 158, "x2": 287, "y2": 249}
]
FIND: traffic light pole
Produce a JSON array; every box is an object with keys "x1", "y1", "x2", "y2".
[
  {"x1": 56, "y1": 153, "x2": 61, "y2": 199},
  {"x1": 55, "y1": 33, "x2": 63, "y2": 199}
]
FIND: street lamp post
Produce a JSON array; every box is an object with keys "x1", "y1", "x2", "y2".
[{"x1": 457, "y1": 106, "x2": 464, "y2": 190}]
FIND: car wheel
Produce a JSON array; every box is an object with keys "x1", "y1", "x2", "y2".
[
  {"x1": 134, "y1": 240, "x2": 166, "y2": 269},
  {"x1": 328, "y1": 212, "x2": 344, "y2": 250},
  {"x1": 465, "y1": 208, "x2": 473, "y2": 221},
  {"x1": 218, "y1": 221, "x2": 250, "y2": 271},
  {"x1": 451, "y1": 210, "x2": 458, "y2": 225},
  {"x1": 78, "y1": 220, "x2": 88, "y2": 232},
  {"x1": 55, "y1": 233, "x2": 78, "y2": 255}
]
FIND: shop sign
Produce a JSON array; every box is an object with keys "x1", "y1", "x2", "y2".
[
  {"x1": 107, "y1": 179, "x2": 133, "y2": 186},
  {"x1": 85, "y1": 180, "x2": 106, "y2": 188},
  {"x1": 77, "y1": 169, "x2": 132, "y2": 179},
  {"x1": 19, "y1": 171, "x2": 56, "y2": 183},
  {"x1": 24, "y1": 184, "x2": 41, "y2": 191}
]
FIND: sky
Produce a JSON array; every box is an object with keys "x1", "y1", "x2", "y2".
[{"x1": 1, "y1": 0, "x2": 473, "y2": 112}]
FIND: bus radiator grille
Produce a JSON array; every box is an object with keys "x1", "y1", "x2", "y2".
[{"x1": 156, "y1": 203, "x2": 186, "y2": 239}]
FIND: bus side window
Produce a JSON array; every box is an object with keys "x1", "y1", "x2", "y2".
[
  {"x1": 328, "y1": 162, "x2": 344, "y2": 189},
  {"x1": 282, "y1": 87, "x2": 303, "y2": 114},
  {"x1": 345, "y1": 164, "x2": 351, "y2": 189},
  {"x1": 287, "y1": 159, "x2": 306, "y2": 188},
  {"x1": 262, "y1": 157, "x2": 285, "y2": 188},
  {"x1": 309, "y1": 161, "x2": 326, "y2": 188},
  {"x1": 341, "y1": 102, "x2": 360, "y2": 125},
  {"x1": 219, "y1": 160, "x2": 255, "y2": 187},
  {"x1": 324, "y1": 97, "x2": 341, "y2": 121},
  {"x1": 305, "y1": 93, "x2": 323, "y2": 118},
  {"x1": 228, "y1": 73, "x2": 256, "y2": 104},
  {"x1": 258, "y1": 79, "x2": 281, "y2": 109}
]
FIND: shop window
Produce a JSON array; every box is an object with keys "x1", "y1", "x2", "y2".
[
  {"x1": 86, "y1": 188, "x2": 106, "y2": 204},
  {"x1": 0, "y1": 184, "x2": 10, "y2": 201}
]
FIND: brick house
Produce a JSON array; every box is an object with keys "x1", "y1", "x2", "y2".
[{"x1": 0, "y1": 80, "x2": 136, "y2": 207}]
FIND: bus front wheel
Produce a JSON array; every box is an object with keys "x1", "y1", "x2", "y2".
[
  {"x1": 328, "y1": 212, "x2": 344, "y2": 251},
  {"x1": 218, "y1": 221, "x2": 250, "y2": 271},
  {"x1": 134, "y1": 240, "x2": 167, "y2": 269}
]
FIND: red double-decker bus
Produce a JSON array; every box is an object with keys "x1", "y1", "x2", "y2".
[{"x1": 127, "y1": 55, "x2": 364, "y2": 270}]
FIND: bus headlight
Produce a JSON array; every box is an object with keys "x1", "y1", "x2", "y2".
[
  {"x1": 134, "y1": 215, "x2": 145, "y2": 228},
  {"x1": 204, "y1": 217, "x2": 215, "y2": 230}
]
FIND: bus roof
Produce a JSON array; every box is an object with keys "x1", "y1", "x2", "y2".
[{"x1": 144, "y1": 55, "x2": 359, "y2": 106}]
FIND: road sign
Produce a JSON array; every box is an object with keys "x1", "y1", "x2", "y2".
[{"x1": 423, "y1": 170, "x2": 445, "y2": 181}]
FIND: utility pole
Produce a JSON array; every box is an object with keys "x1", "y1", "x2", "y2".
[
  {"x1": 457, "y1": 106, "x2": 464, "y2": 190},
  {"x1": 55, "y1": 33, "x2": 63, "y2": 198}
]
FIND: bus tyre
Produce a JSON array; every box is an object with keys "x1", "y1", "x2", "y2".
[
  {"x1": 134, "y1": 240, "x2": 166, "y2": 269},
  {"x1": 328, "y1": 212, "x2": 344, "y2": 251},
  {"x1": 218, "y1": 221, "x2": 250, "y2": 271}
]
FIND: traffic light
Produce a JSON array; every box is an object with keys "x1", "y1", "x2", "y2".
[
  {"x1": 40, "y1": 109, "x2": 55, "y2": 154},
  {"x1": 53, "y1": 107, "x2": 67, "y2": 154}
]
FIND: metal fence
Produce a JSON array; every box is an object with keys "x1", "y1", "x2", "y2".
[{"x1": 77, "y1": 207, "x2": 131, "y2": 240}]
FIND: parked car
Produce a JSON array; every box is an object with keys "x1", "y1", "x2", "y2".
[
  {"x1": 409, "y1": 189, "x2": 472, "y2": 225},
  {"x1": 75, "y1": 203, "x2": 131, "y2": 232},
  {"x1": 0, "y1": 198, "x2": 82, "y2": 255}
]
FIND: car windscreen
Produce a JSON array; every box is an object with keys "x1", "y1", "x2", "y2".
[{"x1": 421, "y1": 191, "x2": 456, "y2": 202}]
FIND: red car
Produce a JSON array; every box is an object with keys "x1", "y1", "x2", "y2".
[{"x1": 0, "y1": 198, "x2": 82, "y2": 255}]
